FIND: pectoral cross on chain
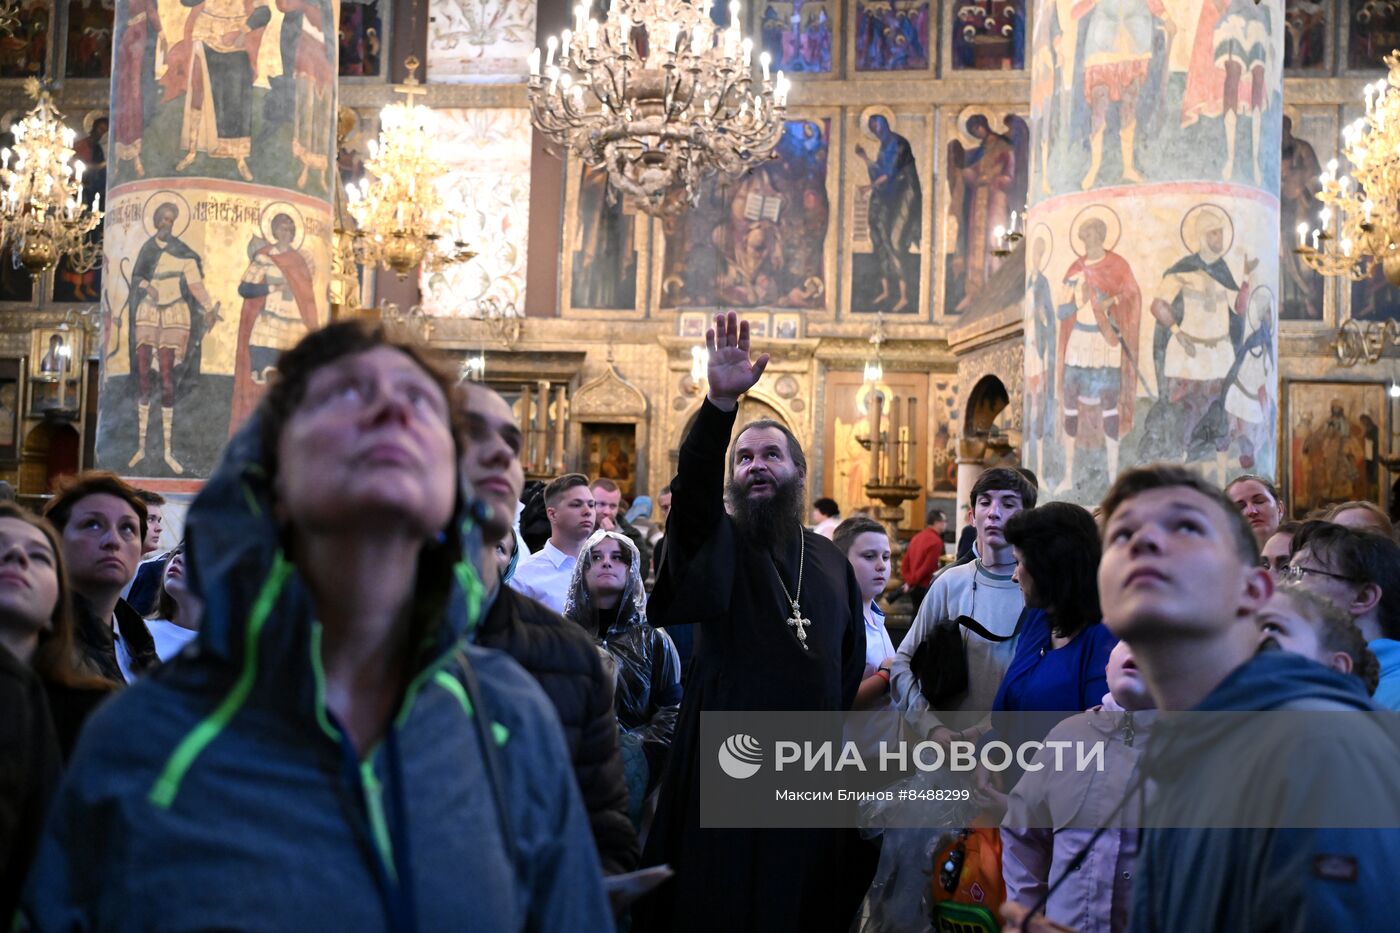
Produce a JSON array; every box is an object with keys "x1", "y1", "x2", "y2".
[{"x1": 787, "y1": 601, "x2": 811, "y2": 650}]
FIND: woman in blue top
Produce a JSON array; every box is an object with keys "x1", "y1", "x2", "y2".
[{"x1": 990, "y1": 502, "x2": 1117, "y2": 793}]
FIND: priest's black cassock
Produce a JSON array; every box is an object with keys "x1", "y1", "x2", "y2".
[{"x1": 635, "y1": 398, "x2": 865, "y2": 933}]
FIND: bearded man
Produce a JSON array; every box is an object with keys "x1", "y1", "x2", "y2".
[{"x1": 635, "y1": 312, "x2": 866, "y2": 933}]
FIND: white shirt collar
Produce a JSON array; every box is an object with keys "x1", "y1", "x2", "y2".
[{"x1": 541, "y1": 539, "x2": 578, "y2": 570}]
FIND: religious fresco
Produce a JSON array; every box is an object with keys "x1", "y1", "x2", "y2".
[
  {"x1": 1349, "y1": 0, "x2": 1400, "y2": 70},
  {"x1": 656, "y1": 115, "x2": 836, "y2": 313},
  {"x1": 98, "y1": 0, "x2": 337, "y2": 479},
  {"x1": 53, "y1": 111, "x2": 110, "y2": 304},
  {"x1": 950, "y1": 0, "x2": 1026, "y2": 71},
  {"x1": 942, "y1": 109, "x2": 1029, "y2": 316},
  {"x1": 1283, "y1": 0, "x2": 1326, "y2": 70},
  {"x1": 339, "y1": 0, "x2": 384, "y2": 77},
  {"x1": 419, "y1": 108, "x2": 531, "y2": 319},
  {"x1": 824, "y1": 369, "x2": 928, "y2": 521},
  {"x1": 1024, "y1": 193, "x2": 1281, "y2": 500},
  {"x1": 853, "y1": 0, "x2": 932, "y2": 73},
  {"x1": 1350, "y1": 268, "x2": 1400, "y2": 323},
  {"x1": 1286, "y1": 380, "x2": 1388, "y2": 516},
  {"x1": 844, "y1": 106, "x2": 929, "y2": 315},
  {"x1": 1278, "y1": 109, "x2": 1332, "y2": 322},
  {"x1": 65, "y1": 0, "x2": 116, "y2": 79},
  {"x1": 106, "y1": 0, "x2": 339, "y2": 200},
  {"x1": 563, "y1": 163, "x2": 645, "y2": 315},
  {"x1": 426, "y1": 0, "x2": 536, "y2": 82},
  {"x1": 758, "y1": 0, "x2": 836, "y2": 75},
  {"x1": 0, "y1": 0, "x2": 50, "y2": 78}
]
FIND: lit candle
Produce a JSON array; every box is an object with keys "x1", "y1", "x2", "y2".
[
  {"x1": 1010, "y1": 209, "x2": 1019, "y2": 233},
  {"x1": 91, "y1": 192, "x2": 99, "y2": 213},
  {"x1": 1297, "y1": 221, "x2": 1309, "y2": 248},
  {"x1": 1367, "y1": 84, "x2": 1376, "y2": 112},
  {"x1": 742, "y1": 36, "x2": 753, "y2": 66},
  {"x1": 619, "y1": 15, "x2": 631, "y2": 48},
  {"x1": 1312, "y1": 229, "x2": 1321, "y2": 251},
  {"x1": 528, "y1": 47, "x2": 541, "y2": 76},
  {"x1": 1343, "y1": 238, "x2": 1353, "y2": 257},
  {"x1": 574, "y1": 3, "x2": 586, "y2": 32},
  {"x1": 993, "y1": 224, "x2": 1006, "y2": 243},
  {"x1": 775, "y1": 72, "x2": 789, "y2": 106},
  {"x1": 1365, "y1": 199, "x2": 1375, "y2": 223},
  {"x1": 546, "y1": 35, "x2": 558, "y2": 67},
  {"x1": 760, "y1": 50, "x2": 771, "y2": 81},
  {"x1": 586, "y1": 19, "x2": 599, "y2": 49}
]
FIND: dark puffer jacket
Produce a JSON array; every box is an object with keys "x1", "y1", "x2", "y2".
[{"x1": 477, "y1": 584, "x2": 640, "y2": 874}]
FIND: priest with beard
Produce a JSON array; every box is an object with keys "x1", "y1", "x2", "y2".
[{"x1": 635, "y1": 312, "x2": 866, "y2": 933}]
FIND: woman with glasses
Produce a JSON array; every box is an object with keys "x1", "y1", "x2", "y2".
[{"x1": 1285, "y1": 520, "x2": 1400, "y2": 710}]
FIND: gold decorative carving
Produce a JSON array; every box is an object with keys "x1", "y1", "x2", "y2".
[{"x1": 572, "y1": 362, "x2": 648, "y2": 422}]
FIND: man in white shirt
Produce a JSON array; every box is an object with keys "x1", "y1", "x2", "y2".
[{"x1": 509, "y1": 473, "x2": 596, "y2": 614}]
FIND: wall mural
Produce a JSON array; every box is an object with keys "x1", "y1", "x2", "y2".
[
  {"x1": 951, "y1": 0, "x2": 1025, "y2": 71},
  {"x1": 944, "y1": 109, "x2": 1029, "y2": 316},
  {"x1": 759, "y1": 0, "x2": 836, "y2": 75},
  {"x1": 1349, "y1": 0, "x2": 1400, "y2": 71},
  {"x1": 419, "y1": 108, "x2": 531, "y2": 319},
  {"x1": 845, "y1": 106, "x2": 928, "y2": 315},
  {"x1": 853, "y1": 0, "x2": 931, "y2": 73},
  {"x1": 99, "y1": 0, "x2": 337, "y2": 478},
  {"x1": 66, "y1": 0, "x2": 115, "y2": 79},
  {"x1": 657, "y1": 116, "x2": 836, "y2": 312},
  {"x1": 1283, "y1": 0, "x2": 1326, "y2": 70},
  {"x1": 426, "y1": 0, "x2": 535, "y2": 82},
  {"x1": 1286, "y1": 380, "x2": 1388, "y2": 516},
  {"x1": 563, "y1": 163, "x2": 644, "y2": 314},
  {"x1": 339, "y1": 0, "x2": 384, "y2": 77},
  {"x1": 1025, "y1": 0, "x2": 1284, "y2": 502},
  {"x1": 0, "y1": 0, "x2": 50, "y2": 78},
  {"x1": 1279, "y1": 108, "x2": 1331, "y2": 322}
]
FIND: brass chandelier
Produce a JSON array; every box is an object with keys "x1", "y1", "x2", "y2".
[
  {"x1": 344, "y1": 58, "x2": 475, "y2": 279},
  {"x1": 0, "y1": 80, "x2": 103, "y2": 280},
  {"x1": 527, "y1": 0, "x2": 791, "y2": 215}
]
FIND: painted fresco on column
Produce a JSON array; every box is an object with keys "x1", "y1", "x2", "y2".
[
  {"x1": 1025, "y1": 0, "x2": 1284, "y2": 502},
  {"x1": 99, "y1": 0, "x2": 337, "y2": 479},
  {"x1": 950, "y1": 0, "x2": 1026, "y2": 71},
  {"x1": 657, "y1": 116, "x2": 835, "y2": 312},
  {"x1": 0, "y1": 1, "x2": 51, "y2": 78},
  {"x1": 339, "y1": 0, "x2": 383, "y2": 77},
  {"x1": 853, "y1": 0, "x2": 932, "y2": 73},
  {"x1": 845, "y1": 106, "x2": 928, "y2": 315},
  {"x1": 1349, "y1": 1, "x2": 1400, "y2": 70},
  {"x1": 419, "y1": 109, "x2": 531, "y2": 319},
  {"x1": 1278, "y1": 109, "x2": 1332, "y2": 322},
  {"x1": 66, "y1": 0, "x2": 116, "y2": 79},
  {"x1": 943, "y1": 110, "x2": 1029, "y2": 316},
  {"x1": 1283, "y1": 0, "x2": 1325, "y2": 70},
  {"x1": 758, "y1": 0, "x2": 836, "y2": 75},
  {"x1": 426, "y1": 0, "x2": 536, "y2": 82}
]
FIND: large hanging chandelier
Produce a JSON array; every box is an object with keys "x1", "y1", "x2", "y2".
[
  {"x1": 344, "y1": 57, "x2": 475, "y2": 279},
  {"x1": 0, "y1": 80, "x2": 103, "y2": 281},
  {"x1": 1296, "y1": 52, "x2": 1400, "y2": 285},
  {"x1": 527, "y1": 0, "x2": 791, "y2": 215}
]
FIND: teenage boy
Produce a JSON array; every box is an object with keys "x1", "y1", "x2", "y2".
[
  {"x1": 1008, "y1": 465, "x2": 1400, "y2": 932},
  {"x1": 509, "y1": 474, "x2": 595, "y2": 614}
]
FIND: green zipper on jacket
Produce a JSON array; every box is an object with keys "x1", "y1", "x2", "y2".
[
  {"x1": 359, "y1": 760, "x2": 398, "y2": 884},
  {"x1": 148, "y1": 552, "x2": 295, "y2": 808}
]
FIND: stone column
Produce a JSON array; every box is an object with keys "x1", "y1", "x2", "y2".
[
  {"x1": 98, "y1": 0, "x2": 339, "y2": 479},
  {"x1": 1024, "y1": 0, "x2": 1282, "y2": 503}
]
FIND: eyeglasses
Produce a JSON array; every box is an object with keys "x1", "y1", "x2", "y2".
[
  {"x1": 1259, "y1": 556, "x2": 1290, "y2": 577},
  {"x1": 1282, "y1": 563, "x2": 1363, "y2": 585}
]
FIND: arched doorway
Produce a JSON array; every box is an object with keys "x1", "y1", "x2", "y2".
[
  {"x1": 19, "y1": 421, "x2": 80, "y2": 497},
  {"x1": 964, "y1": 375, "x2": 1010, "y2": 439}
]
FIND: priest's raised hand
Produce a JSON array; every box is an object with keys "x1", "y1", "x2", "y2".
[{"x1": 705, "y1": 311, "x2": 770, "y2": 410}]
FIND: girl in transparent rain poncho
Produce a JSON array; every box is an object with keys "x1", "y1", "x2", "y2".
[{"x1": 564, "y1": 529, "x2": 683, "y2": 823}]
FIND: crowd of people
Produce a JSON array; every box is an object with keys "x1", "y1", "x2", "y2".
[{"x1": 3, "y1": 312, "x2": 1400, "y2": 932}]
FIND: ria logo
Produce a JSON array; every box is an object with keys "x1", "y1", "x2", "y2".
[{"x1": 718, "y1": 733, "x2": 764, "y2": 779}]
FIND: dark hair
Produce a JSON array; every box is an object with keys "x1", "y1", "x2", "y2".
[
  {"x1": 1016, "y1": 467, "x2": 1040, "y2": 490},
  {"x1": 1291, "y1": 521, "x2": 1400, "y2": 640},
  {"x1": 258, "y1": 319, "x2": 462, "y2": 483},
  {"x1": 970, "y1": 467, "x2": 1038, "y2": 512},
  {"x1": 0, "y1": 503, "x2": 109, "y2": 692},
  {"x1": 660, "y1": 484, "x2": 671, "y2": 496},
  {"x1": 813, "y1": 497, "x2": 839, "y2": 518},
  {"x1": 1005, "y1": 502, "x2": 1102, "y2": 638},
  {"x1": 926, "y1": 506, "x2": 946, "y2": 525},
  {"x1": 1225, "y1": 474, "x2": 1281, "y2": 508},
  {"x1": 1322, "y1": 500, "x2": 1395, "y2": 538},
  {"x1": 546, "y1": 473, "x2": 591, "y2": 507},
  {"x1": 833, "y1": 515, "x2": 887, "y2": 556},
  {"x1": 1275, "y1": 520, "x2": 1303, "y2": 538},
  {"x1": 590, "y1": 477, "x2": 619, "y2": 494},
  {"x1": 134, "y1": 488, "x2": 166, "y2": 508},
  {"x1": 1100, "y1": 464, "x2": 1258, "y2": 565},
  {"x1": 154, "y1": 542, "x2": 185, "y2": 624},
  {"x1": 1271, "y1": 587, "x2": 1381, "y2": 695},
  {"x1": 44, "y1": 470, "x2": 149, "y2": 544},
  {"x1": 730, "y1": 419, "x2": 807, "y2": 481}
]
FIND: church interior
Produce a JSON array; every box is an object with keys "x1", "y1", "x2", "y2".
[{"x1": 0, "y1": 0, "x2": 1391, "y2": 561}]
